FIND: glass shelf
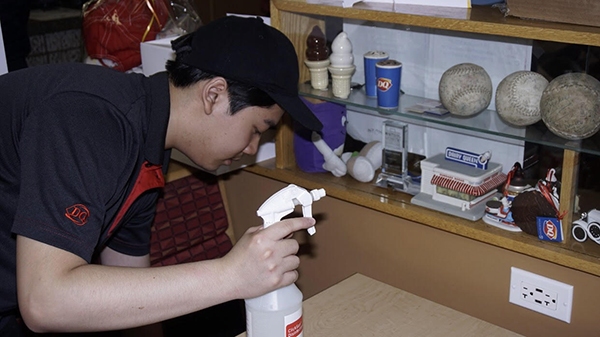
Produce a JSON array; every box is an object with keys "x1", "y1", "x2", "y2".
[{"x1": 299, "y1": 82, "x2": 600, "y2": 156}]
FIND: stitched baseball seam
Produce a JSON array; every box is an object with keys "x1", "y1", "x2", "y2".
[{"x1": 508, "y1": 72, "x2": 540, "y2": 117}]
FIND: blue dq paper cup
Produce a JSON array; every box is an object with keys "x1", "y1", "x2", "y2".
[
  {"x1": 364, "y1": 51, "x2": 389, "y2": 98},
  {"x1": 376, "y1": 59, "x2": 402, "y2": 109}
]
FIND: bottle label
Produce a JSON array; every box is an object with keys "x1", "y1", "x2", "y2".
[
  {"x1": 246, "y1": 310, "x2": 252, "y2": 337},
  {"x1": 284, "y1": 307, "x2": 303, "y2": 337}
]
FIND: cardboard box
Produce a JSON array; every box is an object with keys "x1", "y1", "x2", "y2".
[
  {"x1": 140, "y1": 36, "x2": 177, "y2": 76},
  {"x1": 506, "y1": 0, "x2": 600, "y2": 28}
]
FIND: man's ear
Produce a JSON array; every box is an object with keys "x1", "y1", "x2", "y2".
[{"x1": 202, "y1": 77, "x2": 228, "y2": 115}]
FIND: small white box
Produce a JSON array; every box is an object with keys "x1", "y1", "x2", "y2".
[
  {"x1": 140, "y1": 36, "x2": 177, "y2": 76},
  {"x1": 411, "y1": 153, "x2": 505, "y2": 220},
  {"x1": 421, "y1": 153, "x2": 505, "y2": 209}
]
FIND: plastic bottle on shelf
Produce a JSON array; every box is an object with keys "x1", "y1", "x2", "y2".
[{"x1": 245, "y1": 184, "x2": 326, "y2": 337}]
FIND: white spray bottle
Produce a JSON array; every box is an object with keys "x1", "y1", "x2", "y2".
[{"x1": 245, "y1": 184, "x2": 326, "y2": 337}]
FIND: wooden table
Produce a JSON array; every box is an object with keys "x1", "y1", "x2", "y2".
[{"x1": 237, "y1": 273, "x2": 522, "y2": 336}]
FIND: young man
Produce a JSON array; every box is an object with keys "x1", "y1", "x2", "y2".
[{"x1": 0, "y1": 16, "x2": 323, "y2": 334}]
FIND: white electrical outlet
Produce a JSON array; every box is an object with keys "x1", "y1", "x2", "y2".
[{"x1": 509, "y1": 267, "x2": 574, "y2": 323}]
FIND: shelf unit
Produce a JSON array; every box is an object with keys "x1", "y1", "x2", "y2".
[
  {"x1": 245, "y1": 0, "x2": 600, "y2": 276},
  {"x1": 299, "y1": 83, "x2": 600, "y2": 156}
]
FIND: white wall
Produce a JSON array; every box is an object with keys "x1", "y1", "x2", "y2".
[{"x1": 342, "y1": 19, "x2": 533, "y2": 173}]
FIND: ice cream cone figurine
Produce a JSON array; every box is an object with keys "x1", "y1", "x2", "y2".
[
  {"x1": 328, "y1": 31, "x2": 355, "y2": 99},
  {"x1": 304, "y1": 26, "x2": 330, "y2": 90}
]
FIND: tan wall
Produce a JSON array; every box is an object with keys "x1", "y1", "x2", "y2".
[{"x1": 221, "y1": 170, "x2": 600, "y2": 337}]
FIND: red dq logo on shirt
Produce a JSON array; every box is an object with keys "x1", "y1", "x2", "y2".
[{"x1": 65, "y1": 204, "x2": 90, "y2": 226}]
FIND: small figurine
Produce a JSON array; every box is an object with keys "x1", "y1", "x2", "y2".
[
  {"x1": 341, "y1": 141, "x2": 383, "y2": 183},
  {"x1": 511, "y1": 168, "x2": 564, "y2": 239},
  {"x1": 311, "y1": 131, "x2": 347, "y2": 177},
  {"x1": 411, "y1": 148, "x2": 506, "y2": 221},
  {"x1": 329, "y1": 32, "x2": 353, "y2": 66},
  {"x1": 482, "y1": 162, "x2": 529, "y2": 232},
  {"x1": 503, "y1": 162, "x2": 530, "y2": 203},
  {"x1": 305, "y1": 26, "x2": 328, "y2": 61},
  {"x1": 483, "y1": 198, "x2": 518, "y2": 230},
  {"x1": 304, "y1": 26, "x2": 330, "y2": 90},
  {"x1": 328, "y1": 31, "x2": 355, "y2": 99},
  {"x1": 293, "y1": 98, "x2": 349, "y2": 176},
  {"x1": 572, "y1": 209, "x2": 600, "y2": 245},
  {"x1": 312, "y1": 131, "x2": 383, "y2": 183}
]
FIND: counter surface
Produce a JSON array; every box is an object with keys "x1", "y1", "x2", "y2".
[{"x1": 237, "y1": 273, "x2": 522, "y2": 336}]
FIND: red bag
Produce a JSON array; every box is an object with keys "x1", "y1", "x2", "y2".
[{"x1": 83, "y1": 0, "x2": 170, "y2": 72}]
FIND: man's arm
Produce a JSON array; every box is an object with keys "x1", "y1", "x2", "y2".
[
  {"x1": 99, "y1": 247, "x2": 163, "y2": 337},
  {"x1": 16, "y1": 217, "x2": 315, "y2": 333},
  {"x1": 99, "y1": 246, "x2": 151, "y2": 268}
]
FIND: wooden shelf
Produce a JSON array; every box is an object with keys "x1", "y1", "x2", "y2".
[
  {"x1": 245, "y1": 159, "x2": 600, "y2": 277},
  {"x1": 265, "y1": 0, "x2": 600, "y2": 279},
  {"x1": 272, "y1": 0, "x2": 600, "y2": 46}
]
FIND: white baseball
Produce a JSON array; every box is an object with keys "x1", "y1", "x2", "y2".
[
  {"x1": 495, "y1": 71, "x2": 548, "y2": 126},
  {"x1": 541, "y1": 72, "x2": 600, "y2": 140},
  {"x1": 439, "y1": 63, "x2": 493, "y2": 116}
]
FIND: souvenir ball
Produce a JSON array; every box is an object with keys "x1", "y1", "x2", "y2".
[
  {"x1": 439, "y1": 63, "x2": 493, "y2": 117},
  {"x1": 540, "y1": 72, "x2": 600, "y2": 140},
  {"x1": 495, "y1": 71, "x2": 548, "y2": 126}
]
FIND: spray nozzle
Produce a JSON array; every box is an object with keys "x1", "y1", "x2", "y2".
[{"x1": 257, "y1": 184, "x2": 326, "y2": 235}]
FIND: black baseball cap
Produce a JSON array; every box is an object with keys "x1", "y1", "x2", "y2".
[{"x1": 171, "y1": 16, "x2": 323, "y2": 132}]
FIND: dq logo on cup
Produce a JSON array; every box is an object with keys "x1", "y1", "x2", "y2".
[
  {"x1": 375, "y1": 59, "x2": 402, "y2": 109},
  {"x1": 377, "y1": 78, "x2": 392, "y2": 92}
]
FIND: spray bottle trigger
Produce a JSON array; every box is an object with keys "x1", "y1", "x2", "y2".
[
  {"x1": 302, "y1": 188, "x2": 326, "y2": 236},
  {"x1": 301, "y1": 205, "x2": 315, "y2": 235}
]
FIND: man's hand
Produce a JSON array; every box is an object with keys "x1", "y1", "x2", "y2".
[{"x1": 221, "y1": 217, "x2": 315, "y2": 300}]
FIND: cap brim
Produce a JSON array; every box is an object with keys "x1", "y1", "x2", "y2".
[{"x1": 268, "y1": 92, "x2": 323, "y2": 132}]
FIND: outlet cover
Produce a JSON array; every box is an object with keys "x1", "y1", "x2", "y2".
[{"x1": 509, "y1": 267, "x2": 573, "y2": 323}]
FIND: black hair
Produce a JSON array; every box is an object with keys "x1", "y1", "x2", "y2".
[{"x1": 166, "y1": 59, "x2": 276, "y2": 115}]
